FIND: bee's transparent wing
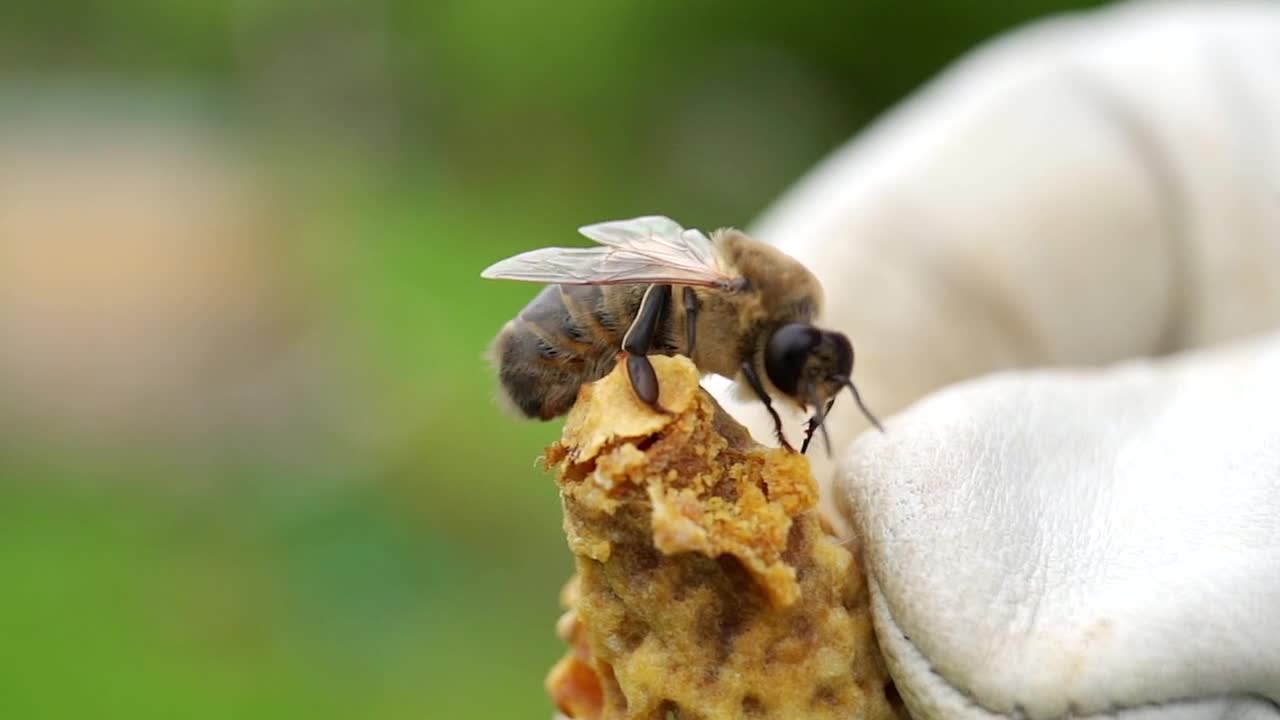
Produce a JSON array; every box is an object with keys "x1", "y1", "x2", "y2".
[
  {"x1": 577, "y1": 215, "x2": 721, "y2": 270},
  {"x1": 480, "y1": 216, "x2": 737, "y2": 288},
  {"x1": 480, "y1": 247, "x2": 732, "y2": 287}
]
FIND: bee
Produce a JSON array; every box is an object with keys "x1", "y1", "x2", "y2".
[{"x1": 481, "y1": 216, "x2": 882, "y2": 453}]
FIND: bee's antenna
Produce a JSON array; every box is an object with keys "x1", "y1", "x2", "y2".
[{"x1": 842, "y1": 378, "x2": 884, "y2": 433}]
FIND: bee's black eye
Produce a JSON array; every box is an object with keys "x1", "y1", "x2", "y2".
[{"x1": 764, "y1": 323, "x2": 820, "y2": 396}]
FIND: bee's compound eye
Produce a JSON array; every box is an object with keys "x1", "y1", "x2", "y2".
[
  {"x1": 826, "y1": 331, "x2": 854, "y2": 378},
  {"x1": 764, "y1": 323, "x2": 820, "y2": 396}
]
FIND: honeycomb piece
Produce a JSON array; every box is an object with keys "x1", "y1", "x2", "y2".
[{"x1": 544, "y1": 356, "x2": 905, "y2": 720}]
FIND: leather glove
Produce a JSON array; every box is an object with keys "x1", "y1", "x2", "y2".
[{"x1": 719, "y1": 1, "x2": 1280, "y2": 717}]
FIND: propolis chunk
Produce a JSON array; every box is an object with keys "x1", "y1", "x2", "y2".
[{"x1": 544, "y1": 356, "x2": 905, "y2": 720}]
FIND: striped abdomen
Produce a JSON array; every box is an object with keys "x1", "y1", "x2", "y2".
[{"x1": 490, "y1": 283, "x2": 686, "y2": 419}]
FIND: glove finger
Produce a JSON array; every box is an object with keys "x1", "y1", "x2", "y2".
[
  {"x1": 744, "y1": 0, "x2": 1280, "y2": 460},
  {"x1": 842, "y1": 331, "x2": 1280, "y2": 718}
]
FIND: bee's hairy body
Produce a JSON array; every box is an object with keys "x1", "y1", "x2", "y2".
[{"x1": 490, "y1": 230, "x2": 823, "y2": 420}]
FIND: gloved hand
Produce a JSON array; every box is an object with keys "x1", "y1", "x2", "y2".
[{"x1": 723, "y1": 1, "x2": 1280, "y2": 717}]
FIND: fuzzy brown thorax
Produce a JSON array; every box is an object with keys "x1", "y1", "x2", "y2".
[{"x1": 714, "y1": 229, "x2": 823, "y2": 323}]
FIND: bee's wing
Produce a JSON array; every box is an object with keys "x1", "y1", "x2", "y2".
[
  {"x1": 577, "y1": 215, "x2": 720, "y2": 270},
  {"x1": 481, "y1": 216, "x2": 737, "y2": 288},
  {"x1": 480, "y1": 247, "x2": 733, "y2": 287}
]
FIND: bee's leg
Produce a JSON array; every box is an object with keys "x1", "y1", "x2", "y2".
[
  {"x1": 740, "y1": 361, "x2": 794, "y2": 452},
  {"x1": 621, "y1": 284, "x2": 673, "y2": 414},
  {"x1": 682, "y1": 287, "x2": 699, "y2": 356},
  {"x1": 801, "y1": 398, "x2": 836, "y2": 455}
]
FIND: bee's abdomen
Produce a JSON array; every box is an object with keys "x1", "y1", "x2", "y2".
[{"x1": 490, "y1": 285, "x2": 625, "y2": 420}]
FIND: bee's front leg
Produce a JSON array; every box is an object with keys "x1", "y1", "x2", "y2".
[
  {"x1": 800, "y1": 398, "x2": 836, "y2": 455},
  {"x1": 740, "y1": 361, "x2": 794, "y2": 452},
  {"x1": 621, "y1": 284, "x2": 673, "y2": 414}
]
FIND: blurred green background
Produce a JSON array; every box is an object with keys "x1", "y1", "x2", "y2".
[{"x1": 0, "y1": 2, "x2": 1108, "y2": 718}]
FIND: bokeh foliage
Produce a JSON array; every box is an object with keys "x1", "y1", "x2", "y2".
[{"x1": 0, "y1": 1, "x2": 1107, "y2": 718}]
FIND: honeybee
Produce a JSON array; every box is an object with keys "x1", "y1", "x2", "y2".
[{"x1": 481, "y1": 216, "x2": 882, "y2": 453}]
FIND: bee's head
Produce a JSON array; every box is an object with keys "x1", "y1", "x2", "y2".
[{"x1": 763, "y1": 323, "x2": 883, "y2": 455}]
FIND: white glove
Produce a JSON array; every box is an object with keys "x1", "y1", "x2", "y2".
[
  {"x1": 848, "y1": 336, "x2": 1280, "y2": 719},
  {"x1": 723, "y1": 1, "x2": 1280, "y2": 717}
]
